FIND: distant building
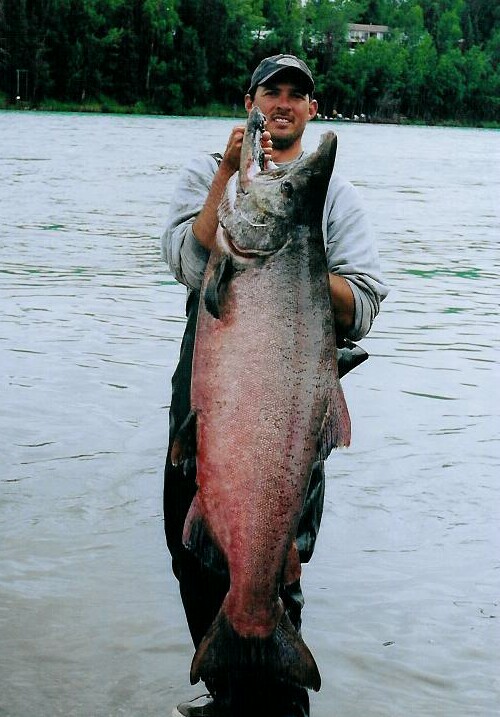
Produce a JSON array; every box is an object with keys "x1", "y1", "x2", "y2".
[
  {"x1": 251, "y1": 28, "x2": 272, "y2": 42},
  {"x1": 348, "y1": 23, "x2": 389, "y2": 49}
]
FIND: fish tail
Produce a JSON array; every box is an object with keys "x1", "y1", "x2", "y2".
[{"x1": 190, "y1": 606, "x2": 321, "y2": 692}]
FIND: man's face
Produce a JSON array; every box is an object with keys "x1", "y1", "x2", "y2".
[{"x1": 246, "y1": 79, "x2": 318, "y2": 151}]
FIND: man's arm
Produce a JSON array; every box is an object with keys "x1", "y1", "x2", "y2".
[
  {"x1": 161, "y1": 128, "x2": 246, "y2": 289},
  {"x1": 191, "y1": 126, "x2": 246, "y2": 252},
  {"x1": 191, "y1": 162, "x2": 236, "y2": 252},
  {"x1": 329, "y1": 274, "x2": 355, "y2": 336},
  {"x1": 162, "y1": 126, "x2": 273, "y2": 287},
  {"x1": 194, "y1": 126, "x2": 273, "y2": 250},
  {"x1": 161, "y1": 154, "x2": 216, "y2": 290},
  {"x1": 323, "y1": 174, "x2": 389, "y2": 341}
]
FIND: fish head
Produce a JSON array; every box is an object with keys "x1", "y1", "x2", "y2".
[
  {"x1": 218, "y1": 130, "x2": 337, "y2": 264},
  {"x1": 238, "y1": 106, "x2": 266, "y2": 192},
  {"x1": 253, "y1": 130, "x2": 338, "y2": 227}
]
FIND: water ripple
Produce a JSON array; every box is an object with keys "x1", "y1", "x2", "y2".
[{"x1": 1, "y1": 113, "x2": 498, "y2": 717}]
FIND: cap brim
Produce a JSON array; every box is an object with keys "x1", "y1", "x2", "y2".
[{"x1": 249, "y1": 67, "x2": 314, "y2": 95}]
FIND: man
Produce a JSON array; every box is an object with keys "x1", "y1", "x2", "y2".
[{"x1": 162, "y1": 55, "x2": 389, "y2": 717}]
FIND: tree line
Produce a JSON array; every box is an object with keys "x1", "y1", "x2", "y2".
[{"x1": 0, "y1": 0, "x2": 498, "y2": 122}]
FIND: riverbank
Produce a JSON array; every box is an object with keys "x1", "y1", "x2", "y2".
[
  {"x1": 0, "y1": 94, "x2": 245, "y2": 119},
  {"x1": 1, "y1": 93, "x2": 498, "y2": 129}
]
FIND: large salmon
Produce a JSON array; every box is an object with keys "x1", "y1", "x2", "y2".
[{"x1": 173, "y1": 107, "x2": 351, "y2": 692}]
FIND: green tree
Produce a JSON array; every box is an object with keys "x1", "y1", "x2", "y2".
[
  {"x1": 173, "y1": 22, "x2": 209, "y2": 107},
  {"x1": 392, "y1": 1, "x2": 426, "y2": 45},
  {"x1": 486, "y1": 27, "x2": 500, "y2": 69},
  {"x1": 207, "y1": 0, "x2": 263, "y2": 103},
  {"x1": 356, "y1": 0, "x2": 393, "y2": 25},
  {"x1": 174, "y1": 0, "x2": 262, "y2": 106},
  {"x1": 418, "y1": 0, "x2": 464, "y2": 37},
  {"x1": 461, "y1": 44, "x2": 494, "y2": 117},
  {"x1": 430, "y1": 47, "x2": 465, "y2": 117},
  {"x1": 261, "y1": 0, "x2": 303, "y2": 55},
  {"x1": 0, "y1": 0, "x2": 498, "y2": 120},
  {"x1": 1, "y1": 0, "x2": 51, "y2": 100},
  {"x1": 141, "y1": 0, "x2": 179, "y2": 108},
  {"x1": 435, "y1": 8, "x2": 463, "y2": 52},
  {"x1": 352, "y1": 36, "x2": 408, "y2": 116},
  {"x1": 461, "y1": 0, "x2": 500, "y2": 47},
  {"x1": 303, "y1": 0, "x2": 349, "y2": 76}
]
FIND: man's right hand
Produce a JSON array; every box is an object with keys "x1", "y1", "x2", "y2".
[
  {"x1": 220, "y1": 126, "x2": 246, "y2": 174},
  {"x1": 193, "y1": 124, "x2": 273, "y2": 252},
  {"x1": 221, "y1": 125, "x2": 273, "y2": 174}
]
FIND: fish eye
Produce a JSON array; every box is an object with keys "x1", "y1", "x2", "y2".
[{"x1": 281, "y1": 181, "x2": 294, "y2": 198}]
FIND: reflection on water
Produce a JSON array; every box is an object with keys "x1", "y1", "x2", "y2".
[{"x1": 1, "y1": 112, "x2": 499, "y2": 716}]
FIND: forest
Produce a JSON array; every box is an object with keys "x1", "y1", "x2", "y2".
[{"x1": 0, "y1": 0, "x2": 499, "y2": 124}]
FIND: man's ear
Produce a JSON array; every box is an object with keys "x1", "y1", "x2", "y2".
[
  {"x1": 244, "y1": 94, "x2": 253, "y2": 113},
  {"x1": 308, "y1": 98, "x2": 319, "y2": 121}
]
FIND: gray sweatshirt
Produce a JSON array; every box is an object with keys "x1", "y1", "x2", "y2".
[{"x1": 162, "y1": 153, "x2": 389, "y2": 341}]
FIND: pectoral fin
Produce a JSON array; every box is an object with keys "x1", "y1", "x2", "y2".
[
  {"x1": 170, "y1": 409, "x2": 197, "y2": 472},
  {"x1": 204, "y1": 254, "x2": 234, "y2": 319},
  {"x1": 183, "y1": 495, "x2": 228, "y2": 576},
  {"x1": 318, "y1": 382, "x2": 351, "y2": 460}
]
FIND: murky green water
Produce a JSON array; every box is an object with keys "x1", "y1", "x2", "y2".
[{"x1": 1, "y1": 111, "x2": 498, "y2": 716}]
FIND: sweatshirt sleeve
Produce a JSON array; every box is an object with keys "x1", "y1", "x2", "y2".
[
  {"x1": 322, "y1": 173, "x2": 389, "y2": 341},
  {"x1": 161, "y1": 154, "x2": 218, "y2": 290}
]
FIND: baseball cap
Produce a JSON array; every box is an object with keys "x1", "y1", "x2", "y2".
[{"x1": 248, "y1": 54, "x2": 315, "y2": 96}]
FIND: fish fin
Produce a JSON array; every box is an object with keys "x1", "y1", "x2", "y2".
[
  {"x1": 170, "y1": 409, "x2": 197, "y2": 470},
  {"x1": 283, "y1": 541, "x2": 302, "y2": 586},
  {"x1": 204, "y1": 254, "x2": 233, "y2": 319},
  {"x1": 318, "y1": 383, "x2": 351, "y2": 460},
  {"x1": 183, "y1": 496, "x2": 228, "y2": 576},
  {"x1": 336, "y1": 340, "x2": 369, "y2": 379},
  {"x1": 190, "y1": 605, "x2": 321, "y2": 691}
]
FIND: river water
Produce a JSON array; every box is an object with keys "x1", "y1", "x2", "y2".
[{"x1": 0, "y1": 111, "x2": 498, "y2": 717}]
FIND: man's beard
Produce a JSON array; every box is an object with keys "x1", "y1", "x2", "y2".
[{"x1": 270, "y1": 128, "x2": 302, "y2": 150}]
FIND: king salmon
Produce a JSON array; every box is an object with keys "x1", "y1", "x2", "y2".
[{"x1": 172, "y1": 107, "x2": 351, "y2": 692}]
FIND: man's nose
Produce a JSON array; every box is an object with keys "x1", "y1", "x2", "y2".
[{"x1": 276, "y1": 93, "x2": 292, "y2": 109}]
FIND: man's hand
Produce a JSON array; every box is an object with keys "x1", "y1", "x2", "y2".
[
  {"x1": 262, "y1": 129, "x2": 273, "y2": 168},
  {"x1": 193, "y1": 125, "x2": 273, "y2": 252},
  {"x1": 220, "y1": 126, "x2": 273, "y2": 174},
  {"x1": 220, "y1": 125, "x2": 246, "y2": 174}
]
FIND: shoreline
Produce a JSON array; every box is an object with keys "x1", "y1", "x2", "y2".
[{"x1": 1, "y1": 100, "x2": 498, "y2": 130}]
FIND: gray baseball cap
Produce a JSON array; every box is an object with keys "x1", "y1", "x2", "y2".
[{"x1": 248, "y1": 54, "x2": 315, "y2": 96}]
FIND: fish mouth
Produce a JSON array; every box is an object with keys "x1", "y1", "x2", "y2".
[
  {"x1": 239, "y1": 107, "x2": 266, "y2": 193},
  {"x1": 225, "y1": 235, "x2": 274, "y2": 260}
]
